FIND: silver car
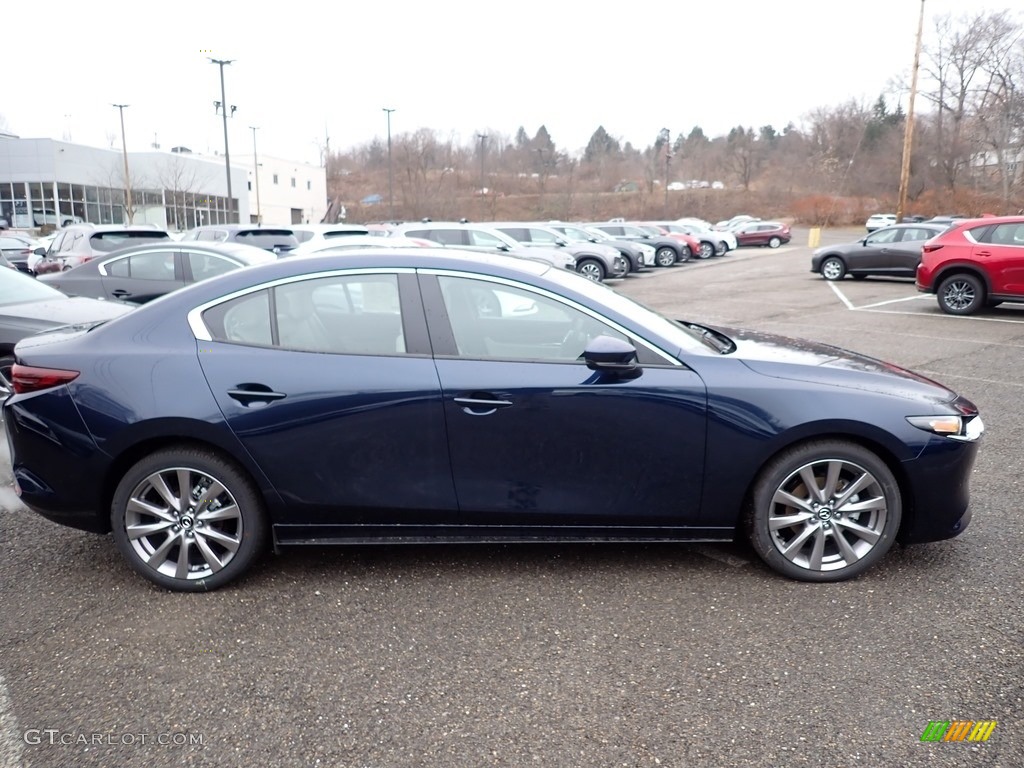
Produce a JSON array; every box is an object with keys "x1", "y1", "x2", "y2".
[{"x1": 390, "y1": 223, "x2": 577, "y2": 272}]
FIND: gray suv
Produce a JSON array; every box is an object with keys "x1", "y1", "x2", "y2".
[
  {"x1": 487, "y1": 223, "x2": 628, "y2": 281},
  {"x1": 391, "y1": 222, "x2": 577, "y2": 272}
]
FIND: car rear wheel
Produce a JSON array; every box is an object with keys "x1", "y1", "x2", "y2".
[
  {"x1": 697, "y1": 242, "x2": 714, "y2": 259},
  {"x1": 820, "y1": 257, "x2": 846, "y2": 281},
  {"x1": 714, "y1": 242, "x2": 727, "y2": 256},
  {"x1": 768, "y1": 236, "x2": 782, "y2": 249},
  {"x1": 0, "y1": 355, "x2": 14, "y2": 397},
  {"x1": 746, "y1": 440, "x2": 901, "y2": 582},
  {"x1": 937, "y1": 274, "x2": 984, "y2": 315},
  {"x1": 111, "y1": 447, "x2": 269, "y2": 592},
  {"x1": 655, "y1": 247, "x2": 677, "y2": 267},
  {"x1": 577, "y1": 258, "x2": 605, "y2": 282}
]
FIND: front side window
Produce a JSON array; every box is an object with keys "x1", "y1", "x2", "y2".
[
  {"x1": 187, "y1": 252, "x2": 237, "y2": 281},
  {"x1": 467, "y1": 229, "x2": 506, "y2": 248},
  {"x1": 527, "y1": 228, "x2": 561, "y2": 244},
  {"x1": 865, "y1": 228, "x2": 900, "y2": 245},
  {"x1": 437, "y1": 275, "x2": 628, "y2": 362}
]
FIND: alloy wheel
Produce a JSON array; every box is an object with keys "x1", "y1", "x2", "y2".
[{"x1": 767, "y1": 458, "x2": 889, "y2": 573}]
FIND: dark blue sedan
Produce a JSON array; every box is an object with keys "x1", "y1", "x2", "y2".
[{"x1": 3, "y1": 249, "x2": 984, "y2": 591}]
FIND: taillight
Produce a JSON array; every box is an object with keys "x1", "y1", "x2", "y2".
[
  {"x1": 11, "y1": 364, "x2": 80, "y2": 395},
  {"x1": 922, "y1": 244, "x2": 944, "y2": 254}
]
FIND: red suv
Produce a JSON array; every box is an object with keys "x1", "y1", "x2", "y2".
[{"x1": 916, "y1": 216, "x2": 1024, "y2": 315}]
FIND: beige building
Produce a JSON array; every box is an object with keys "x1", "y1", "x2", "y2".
[{"x1": 232, "y1": 153, "x2": 327, "y2": 226}]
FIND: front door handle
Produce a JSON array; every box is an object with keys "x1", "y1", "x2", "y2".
[
  {"x1": 228, "y1": 383, "x2": 287, "y2": 407},
  {"x1": 111, "y1": 289, "x2": 131, "y2": 297},
  {"x1": 454, "y1": 394, "x2": 513, "y2": 416}
]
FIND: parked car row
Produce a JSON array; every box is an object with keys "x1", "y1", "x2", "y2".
[{"x1": 811, "y1": 214, "x2": 1024, "y2": 317}]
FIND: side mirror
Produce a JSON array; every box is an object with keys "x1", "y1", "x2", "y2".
[
  {"x1": 583, "y1": 335, "x2": 641, "y2": 378},
  {"x1": 496, "y1": 244, "x2": 511, "y2": 252},
  {"x1": 555, "y1": 238, "x2": 569, "y2": 247},
  {"x1": 34, "y1": 247, "x2": 46, "y2": 256}
]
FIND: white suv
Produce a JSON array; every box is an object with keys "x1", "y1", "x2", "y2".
[{"x1": 865, "y1": 213, "x2": 897, "y2": 233}]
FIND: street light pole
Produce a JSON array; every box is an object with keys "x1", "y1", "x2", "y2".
[
  {"x1": 250, "y1": 126, "x2": 261, "y2": 225},
  {"x1": 112, "y1": 104, "x2": 133, "y2": 224},
  {"x1": 383, "y1": 108, "x2": 396, "y2": 220},
  {"x1": 476, "y1": 133, "x2": 488, "y2": 192},
  {"x1": 896, "y1": 0, "x2": 926, "y2": 223},
  {"x1": 210, "y1": 58, "x2": 236, "y2": 223}
]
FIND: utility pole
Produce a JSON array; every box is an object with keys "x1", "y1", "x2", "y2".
[
  {"x1": 249, "y1": 126, "x2": 261, "y2": 225},
  {"x1": 476, "y1": 133, "x2": 488, "y2": 192},
  {"x1": 210, "y1": 58, "x2": 236, "y2": 223},
  {"x1": 383, "y1": 108, "x2": 396, "y2": 220},
  {"x1": 112, "y1": 104, "x2": 133, "y2": 224},
  {"x1": 896, "y1": 0, "x2": 926, "y2": 223}
]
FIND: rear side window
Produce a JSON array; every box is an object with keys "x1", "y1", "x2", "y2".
[{"x1": 203, "y1": 290, "x2": 273, "y2": 346}]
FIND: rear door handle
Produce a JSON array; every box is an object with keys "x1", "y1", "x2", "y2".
[
  {"x1": 977, "y1": 250, "x2": 991, "y2": 257},
  {"x1": 227, "y1": 384, "x2": 287, "y2": 407},
  {"x1": 454, "y1": 394, "x2": 513, "y2": 415},
  {"x1": 111, "y1": 289, "x2": 131, "y2": 297}
]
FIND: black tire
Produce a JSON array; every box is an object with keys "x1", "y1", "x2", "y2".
[
  {"x1": 0, "y1": 354, "x2": 14, "y2": 397},
  {"x1": 577, "y1": 258, "x2": 606, "y2": 282},
  {"x1": 697, "y1": 241, "x2": 714, "y2": 259},
  {"x1": 852, "y1": 274, "x2": 868, "y2": 280},
  {"x1": 820, "y1": 256, "x2": 846, "y2": 281},
  {"x1": 937, "y1": 273, "x2": 984, "y2": 316},
  {"x1": 768, "y1": 236, "x2": 782, "y2": 249},
  {"x1": 746, "y1": 440, "x2": 902, "y2": 582},
  {"x1": 655, "y1": 246, "x2": 677, "y2": 267},
  {"x1": 713, "y1": 242, "x2": 727, "y2": 256},
  {"x1": 111, "y1": 447, "x2": 269, "y2": 592},
  {"x1": 985, "y1": 299, "x2": 1002, "y2": 308}
]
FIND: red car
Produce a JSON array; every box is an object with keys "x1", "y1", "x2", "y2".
[
  {"x1": 916, "y1": 215, "x2": 1024, "y2": 315},
  {"x1": 633, "y1": 224, "x2": 701, "y2": 261},
  {"x1": 733, "y1": 221, "x2": 791, "y2": 248}
]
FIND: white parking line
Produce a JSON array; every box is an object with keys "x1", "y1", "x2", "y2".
[
  {"x1": 0, "y1": 675, "x2": 23, "y2": 768},
  {"x1": 826, "y1": 283, "x2": 1024, "y2": 324},
  {"x1": 828, "y1": 282, "x2": 855, "y2": 309}
]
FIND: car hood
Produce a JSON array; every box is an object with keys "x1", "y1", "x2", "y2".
[
  {"x1": 708, "y1": 324, "x2": 958, "y2": 404},
  {"x1": 560, "y1": 242, "x2": 620, "y2": 259},
  {"x1": 0, "y1": 296, "x2": 134, "y2": 332}
]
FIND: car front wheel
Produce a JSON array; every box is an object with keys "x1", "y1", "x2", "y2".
[
  {"x1": 111, "y1": 447, "x2": 269, "y2": 592},
  {"x1": 697, "y1": 242, "x2": 714, "y2": 259},
  {"x1": 937, "y1": 274, "x2": 984, "y2": 315},
  {"x1": 655, "y1": 247, "x2": 677, "y2": 267},
  {"x1": 768, "y1": 236, "x2": 782, "y2": 248},
  {"x1": 820, "y1": 257, "x2": 846, "y2": 281},
  {"x1": 746, "y1": 440, "x2": 901, "y2": 582},
  {"x1": 577, "y1": 258, "x2": 605, "y2": 282}
]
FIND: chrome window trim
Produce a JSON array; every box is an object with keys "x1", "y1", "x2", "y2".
[
  {"x1": 186, "y1": 267, "x2": 417, "y2": 342},
  {"x1": 419, "y1": 268, "x2": 681, "y2": 366}
]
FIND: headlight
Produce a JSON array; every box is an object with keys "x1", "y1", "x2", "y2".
[{"x1": 907, "y1": 414, "x2": 984, "y2": 442}]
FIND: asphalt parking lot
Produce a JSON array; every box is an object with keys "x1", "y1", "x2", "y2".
[{"x1": 1, "y1": 228, "x2": 1021, "y2": 768}]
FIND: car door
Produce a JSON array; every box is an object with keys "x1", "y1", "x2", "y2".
[
  {"x1": 195, "y1": 270, "x2": 458, "y2": 529},
  {"x1": 420, "y1": 270, "x2": 708, "y2": 529},
  {"x1": 856, "y1": 227, "x2": 902, "y2": 272},
  {"x1": 100, "y1": 248, "x2": 186, "y2": 303},
  {"x1": 975, "y1": 222, "x2": 1024, "y2": 295},
  {"x1": 891, "y1": 227, "x2": 934, "y2": 274}
]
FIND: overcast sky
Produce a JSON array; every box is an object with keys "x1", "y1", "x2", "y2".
[{"x1": 3, "y1": 0, "x2": 1018, "y2": 166}]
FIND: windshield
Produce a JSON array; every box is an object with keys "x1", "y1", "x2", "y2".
[
  {"x1": 540, "y1": 264, "x2": 718, "y2": 355},
  {"x1": 0, "y1": 265, "x2": 68, "y2": 304},
  {"x1": 89, "y1": 231, "x2": 170, "y2": 252}
]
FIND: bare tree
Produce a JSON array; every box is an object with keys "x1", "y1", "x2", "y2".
[
  {"x1": 155, "y1": 155, "x2": 213, "y2": 231},
  {"x1": 91, "y1": 160, "x2": 149, "y2": 224}
]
